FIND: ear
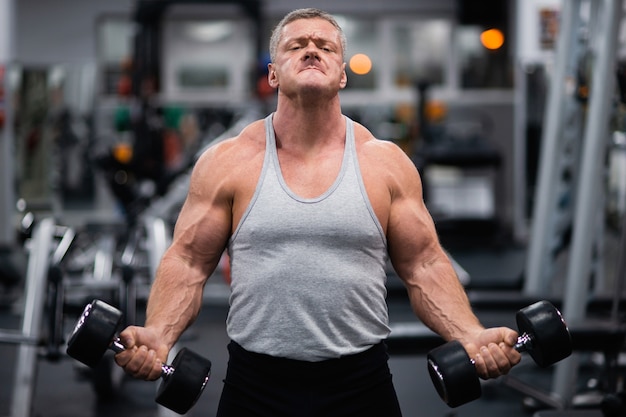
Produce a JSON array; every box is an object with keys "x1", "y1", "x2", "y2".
[
  {"x1": 268, "y1": 63, "x2": 279, "y2": 88},
  {"x1": 339, "y1": 62, "x2": 347, "y2": 89}
]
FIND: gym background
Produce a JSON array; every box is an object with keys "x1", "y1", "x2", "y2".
[{"x1": 0, "y1": 0, "x2": 625, "y2": 416}]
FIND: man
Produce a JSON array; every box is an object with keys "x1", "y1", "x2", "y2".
[{"x1": 115, "y1": 8, "x2": 521, "y2": 416}]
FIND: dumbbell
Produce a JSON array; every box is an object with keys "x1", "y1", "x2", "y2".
[
  {"x1": 66, "y1": 299, "x2": 212, "y2": 414},
  {"x1": 427, "y1": 300, "x2": 572, "y2": 408}
]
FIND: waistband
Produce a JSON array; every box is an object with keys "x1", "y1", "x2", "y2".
[{"x1": 227, "y1": 340, "x2": 389, "y2": 382}]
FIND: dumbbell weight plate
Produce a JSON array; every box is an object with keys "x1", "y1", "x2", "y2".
[
  {"x1": 516, "y1": 300, "x2": 572, "y2": 368},
  {"x1": 426, "y1": 340, "x2": 482, "y2": 408},
  {"x1": 156, "y1": 347, "x2": 212, "y2": 414},
  {"x1": 67, "y1": 299, "x2": 123, "y2": 368}
]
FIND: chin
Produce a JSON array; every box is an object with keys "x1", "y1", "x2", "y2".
[{"x1": 299, "y1": 85, "x2": 336, "y2": 99}]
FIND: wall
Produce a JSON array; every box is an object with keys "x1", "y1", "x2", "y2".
[
  {"x1": 516, "y1": 0, "x2": 561, "y2": 64},
  {"x1": 15, "y1": 0, "x2": 134, "y2": 65},
  {"x1": 14, "y1": 0, "x2": 454, "y2": 67},
  {"x1": 264, "y1": 0, "x2": 454, "y2": 15}
]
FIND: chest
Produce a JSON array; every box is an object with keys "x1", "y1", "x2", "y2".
[
  {"x1": 238, "y1": 157, "x2": 384, "y2": 252},
  {"x1": 229, "y1": 141, "x2": 391, "y2": 236},
  {"x1": 275, "y1": 146, "x2": 343, "y2": 199}
]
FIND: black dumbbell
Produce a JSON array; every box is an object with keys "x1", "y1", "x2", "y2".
[
  {"x1": 66, "y1": 299, "x2": 212, "y2": 414},
  {"x1": 427, "y1": 300, "x2": 572, "y2": 408}
]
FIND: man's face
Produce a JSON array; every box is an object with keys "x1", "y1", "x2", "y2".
[{"x1": 268, "y1": 18, "x2": 347, "y2": 98}]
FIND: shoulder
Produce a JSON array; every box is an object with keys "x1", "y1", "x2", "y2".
[
  {"x1": 189, "y1": 119, "x2": 266, "y2": 196},
  {"x1": 193, "y1": 120, "x2": 265, "y2": 174},
  {"x1": 352, "y1": 121, "x2": 422, "y2": 190},
  {"x1": 198, "y1": 119, "x2": 265, "y2": 162},
  {"x1": 353, "y1": 122, "x2": 414, "y2": 163}
]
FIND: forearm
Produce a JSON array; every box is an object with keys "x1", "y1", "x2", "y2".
[
  {"x1": 404, "y1": 254, "x2": 483, "y2": 343},
  {"x1": 144, "y1": 251, "x2": 213, "y2": 350}
]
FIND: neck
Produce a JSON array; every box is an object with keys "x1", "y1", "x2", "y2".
[{"x1": 272, "y1": 94, "x2": 345, "y2": 150}]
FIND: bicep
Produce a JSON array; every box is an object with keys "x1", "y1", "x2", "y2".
[
  {"x1": 385, "y1": 154, "x2": 449, "y2": 283},
  {"x1": 166, "y1": 151, "x2": 233, "y2": 276},
  {"x1": 359, "y1": 133, "x2": 453, "y2": 285}
]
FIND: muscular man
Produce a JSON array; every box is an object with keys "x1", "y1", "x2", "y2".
[{"x1": 115, "y1": 8, "x2": 521, "y2": 416}]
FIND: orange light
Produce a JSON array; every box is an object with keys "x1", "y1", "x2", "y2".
[
  {"x1": 480, "y1": 28, "x2": 504, "y2": 50},
  {"x1": 425, "y1": 101, "x2": 447, "y2": 123},
  {"x1": 113, "y1": 143, "x2": 133, "y2": 164},
  {"x1": 349, "y1": 53, "x2": 372, "y2": 75}
]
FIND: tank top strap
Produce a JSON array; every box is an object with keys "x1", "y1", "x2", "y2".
[
  {"x1": 263, "y1": 113, "x2": 355, "y2": 203},
  {"x1": 264, "y1": 113, "x2": 275, "y2": 151}
]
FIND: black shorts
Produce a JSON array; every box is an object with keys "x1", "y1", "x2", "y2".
[{"x1": 215, "y1": 341, "x2": 403, "y2": 417}]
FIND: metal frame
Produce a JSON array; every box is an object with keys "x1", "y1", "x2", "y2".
[
  {"x1": 9, "y1": 217, "x2": 55, "y2": 417},
  {"x1": 523, "y1": 0, "x2": 583, "y2": 295},
  {"x1": 552, "y1": 0, "x2": 623, "y2": 404}
]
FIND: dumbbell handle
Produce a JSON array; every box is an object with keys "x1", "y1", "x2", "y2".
[
  {"x1": 109, "y1": 337, "x2": 175, "y2": 377},
  {"x1": 514, "y1": 332, "x2": 533, "y2": 353}
]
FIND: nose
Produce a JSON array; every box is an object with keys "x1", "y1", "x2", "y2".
[{"x1": 302, "y1": 41, "x2": 321, "y2": 61}]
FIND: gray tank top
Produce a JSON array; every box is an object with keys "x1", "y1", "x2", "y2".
[{"x1": 226, "y1": 114, "x2": 390, "y2": 361}]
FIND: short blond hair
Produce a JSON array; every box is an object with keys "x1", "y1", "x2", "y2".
[{"x1": 269, "y1": 8, "x2": 347, "y2": 62}]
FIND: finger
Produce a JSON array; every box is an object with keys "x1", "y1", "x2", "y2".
[
  {"x1": 479, "y1": 345, "x2": 500, "y2": 378},
  {"x1": 147, "y1": 357, "x2": 164, "y2": 381},
  {"x1": 118, "y1": 327, "x2": 136, "y2": 350},
  {"x1": 488, "y1": 343, "x2": 512, "y2": 375},
  {"x1": 473, "y1": 351, "x2": 489, "y2": 379},
  {"x1": 113, "y1": 346, "x2": 137, "y2": 367},
  {"x1": 136, "y1": 348, "x2": 157, "y2": 380},
  {"x1": 125, "y1": 345, "x2": 150, "y2": 377},
  {"x1": 503, "y1": 342, "x2": 522, "y2": 366},
  {"x1": 503, "y1": 329, "x2": 519, "y2": 347}
]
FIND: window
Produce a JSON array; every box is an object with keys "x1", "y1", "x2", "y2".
[
  {"x1": 456, "y1": 25, "x2": 513, "y2": 89},
  {"x1": 162, "y1": 18, "x2": 254, "y2": 102},
  {"x1": 96, "y1": 17, "x2": 134, "y2": 95},
  {"x1": 392, "y1": 19, "x2": 450, "y2": 87},
  {"x1": 340, "y1": 17, "x2": 378, "y2": 90}
]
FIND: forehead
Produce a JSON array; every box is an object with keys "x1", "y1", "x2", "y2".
[{"x1": 280, "y1": 18, "x2": 341, "y2": 44}]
